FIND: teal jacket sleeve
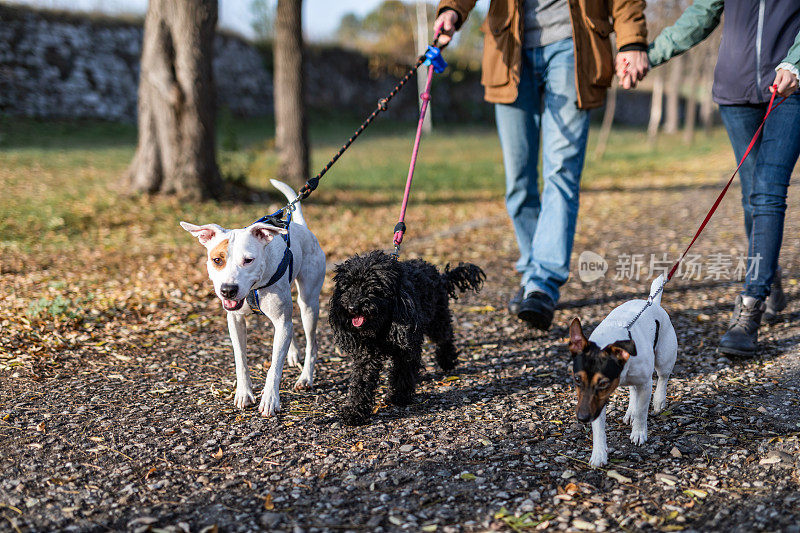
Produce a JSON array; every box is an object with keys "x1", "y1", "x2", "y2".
[
  {"x1": 647, "y1": 0, "x2": 724, "y2": 67},
  {"x1": 779, "y1": 29, "x2": 800, "y2": 72}
]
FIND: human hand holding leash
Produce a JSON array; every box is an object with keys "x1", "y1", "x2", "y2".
[
  {"x1": 771, "y1": 69, "x2": 799, "y2": 97},
  {"x1": 433, "y1": 9, "x2": 459, "y2": 47},
  {"x1": 615, "y1": 50, "x2": 649, "y2": 89}
]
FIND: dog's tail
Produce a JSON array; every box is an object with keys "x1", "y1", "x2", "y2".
[
  {"x1": 444, "y1": 263, "x2": 486, "y2": 299},
  {"x1": 649, "y1": 274, "x2": 666, "y2": 307},
  {"x1": 269, "y1": 179, "x2": 307, "y2": 226}
]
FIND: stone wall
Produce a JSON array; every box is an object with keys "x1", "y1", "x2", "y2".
[
  {"x1": 0, "y1": 4, "x2": 271, "y2": 121},
  {"x1": 0, "y1": 4, "x2": 490, "y2": 124},
  {"x1": 0, "y1": 4, "x2": 675, "y2": 126},
  {"x1": 303, "y1": 44, "x2": 487, "y2": 123}
]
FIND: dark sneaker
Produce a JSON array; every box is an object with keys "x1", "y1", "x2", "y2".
[
  {"x1": 508, "y1": 287, "x2": 525, "y2": 315},
  {"x1": 517, "y1": 291, "x2": 555, "y2": 331},
  {"x1": 764, "y1": 267, "x2": 787, "y2": 323},
  {"x1": 718, "y1": 295, "x2": 766, "y2": 357}
]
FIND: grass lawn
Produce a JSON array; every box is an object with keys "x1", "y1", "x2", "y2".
[{"x1": 0, "y1": 115, "x2": 733, "y2": 256}]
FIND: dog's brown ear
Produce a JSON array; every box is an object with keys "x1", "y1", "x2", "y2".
[
  {"x1": 250, "y1": 223, "x2": 288, "y2": 245},
  {"x1": 568, "y1": 317, "x2": 588, "y2": 354},
  {"x1": 605, "y1": 339, "x2": 636, "y2": 363}
]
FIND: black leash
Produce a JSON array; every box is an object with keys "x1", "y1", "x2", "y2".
[
  {"x1": 287, "y1": 55, "x2": 427, "y2": 209},
  {"x1": 270, "y1": 37, "x2": 449, "y2": 221},
  {"x1": 245, "y1": 38, "x2": 449, "y2": 310}
]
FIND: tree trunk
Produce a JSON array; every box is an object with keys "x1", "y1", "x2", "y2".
[
  {"x1": 663, "y1": 55, "x2": 683, "y2": 134},
  {"x1": 274, "y1": 0, "x2": 309, "y2": 188},
  {"x1": 700, "y1": 47, "x2": 716, "y2": 133},
  {"x1": 122, "y1": 0, "x2": 221, "y2": 200},
  {"x1": 415, "y1": 0, "x2": 432, "y2": 133},
  {"x1": 648, "y1": 71, "x2": 665, "y2": 145},
  {"x1": 593, "y1": 82, "x2": 617, "y2": 160},
  {"x1": 682, "y1": 51, "x2": 702, "y2": 144}
]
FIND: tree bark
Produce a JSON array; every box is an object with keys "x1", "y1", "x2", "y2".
[
  {"x1": 122, "y1": 0, "x2": 221, "y2": 200},
  {"x1": 700, "y1": 45, "x2": 717, "y2": 133},
  {"x1": 274, "y1": 0, "x2": 309, "y2": 188},
  {"x1": 648, "y1": 71, "x2": 665, "y2": 145},
  {"x1": 593, "y1": 82, "x2": 617, "y2": 160},
  {"x1": 682, "y1": 51, "x2": 702, "y2": 144},
  {"x1": 663, "y1": 55, "x2": 683, "y2": 134},
  {"x1": 415, "y1": 0, "x2": 432, "y2": 133}
]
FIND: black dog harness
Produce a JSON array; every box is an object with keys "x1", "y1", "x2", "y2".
[
  {"x1": 246, "y1": 210, "x2": 294, "y2": 316},
  {"x1": 653, "y1": 319, "x2": 660, "y2": 350},
  {"x1": 624, "y1": 318, "x2": 661, "y2": 353}
]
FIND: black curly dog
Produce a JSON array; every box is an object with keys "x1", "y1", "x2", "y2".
[{"x1": 329, "y1": 250, "x2": 485, "y2": 425}]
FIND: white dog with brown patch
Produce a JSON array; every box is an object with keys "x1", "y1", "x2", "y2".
[{"x1": 180, "y1": 180, "x2": 325, "y2": 417}]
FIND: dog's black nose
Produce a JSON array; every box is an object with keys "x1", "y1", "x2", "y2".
[
  {"x1": 220, "y1": 283, "x2": 239, "y2": 299},
  {"x1": 577, "y1": 411, "x2": 592, "y2": 424},
  {"x1": 347, "y1": 304, "x2": 357, "y2": 313}
]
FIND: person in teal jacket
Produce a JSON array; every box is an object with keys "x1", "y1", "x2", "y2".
[{"x1": 633, "y1": 0, "x2": 800, "y2": 357}]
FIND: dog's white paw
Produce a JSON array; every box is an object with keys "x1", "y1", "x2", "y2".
[
  {"x1": 652, "y1": 397, "x2": 667, "y2": 414},
  {"x1": 294, "y1": 374, "x2": 313, "y2": 391},
  {"x1": 234, "y1": 387, "x2": 256, "y2": 409},
  {"x1": 630, "y1": 426, "x2": 648, "y2": 445},
  {"x1": 287, "y1": 348, "x2": 302, "y2": 369},
  {"x1": 622, "y1": 409, "x2": 634, "y2": 425},
  {"x1": 589, "y1": 449, "x2": 608, "y2": 467},
  {"x1": 259, "y1": 388, "x2": 281, "y2": 417}
]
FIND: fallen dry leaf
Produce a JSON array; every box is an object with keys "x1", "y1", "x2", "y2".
[
  {"x1": 466, "y1": 305, "x2": 496, "y2": 313},
  {"x1": 683, "y1": 488, "x2": 708, "y2": 499},
  {"x1": 607, "y1": 470, "x2": 632, "y2": 484}
]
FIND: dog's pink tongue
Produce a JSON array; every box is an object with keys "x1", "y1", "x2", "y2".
[
  {"x1": 352, "y1": 316, "x2": 365, "y2": 327},
  {"x1": 222, "y1": 298, "x2": 238, "y2": 310}
]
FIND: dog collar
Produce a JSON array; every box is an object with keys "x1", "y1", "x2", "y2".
[
  {"x1": 247, "y1": 229, "x2": 293, "y2": 315},
  {"x1": 254, "y1": 206, "x2": 292, "y2": 230}
]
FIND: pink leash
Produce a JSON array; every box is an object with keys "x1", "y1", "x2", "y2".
[{"x1": 393, "y1": 25, "x2": 446, "y2": 254}]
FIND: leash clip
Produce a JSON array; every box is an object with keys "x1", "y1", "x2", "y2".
[
  {"x1": 392, "y1": 221, "x2": 406, "y2": 249},
  {"x1": 423, "y1": 46, "x2": 448, "y2": 73}
]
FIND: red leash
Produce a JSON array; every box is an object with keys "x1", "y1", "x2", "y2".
[
  {"x1": 666, "y1": 88, "x2": 786, "y2": 281},
  {"x1": 625, "y1": 87, "x2": 787, "y2": 331}
]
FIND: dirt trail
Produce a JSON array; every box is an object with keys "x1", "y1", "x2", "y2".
[{"x1": 2, "y1": 176, "x2": 799, "y2": 532}]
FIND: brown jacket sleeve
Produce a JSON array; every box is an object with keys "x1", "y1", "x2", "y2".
[
  {"x1": 436, "y1": 0, "x2": 479, "y2": 29},
  {"x1": 609, "y1": 0, "x2": 648, "y2": 48}
]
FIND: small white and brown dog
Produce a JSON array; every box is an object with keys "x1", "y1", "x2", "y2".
[
  {"x1": 568, "y1": 275, "x2": 678, "y2": 466},
  {"x1": 181, "y1": 180, "x2": 325, "y2": 417}
]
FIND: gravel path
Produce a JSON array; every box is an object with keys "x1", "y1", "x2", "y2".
[{"x1": 2, "y1": 175, "x2": 800, "y2": 532}]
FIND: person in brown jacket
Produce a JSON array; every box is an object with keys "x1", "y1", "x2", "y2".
[{"x1": 434, "y1": 0, "x2": 648, "y2": 330}]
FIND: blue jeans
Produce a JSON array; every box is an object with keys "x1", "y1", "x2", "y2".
[
  {"x1": 719, "y1": 93, "x2": 800, "y2": 300},
  {"x1": 495, "y1": 39, "x2": 590, "y2": 303}
]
